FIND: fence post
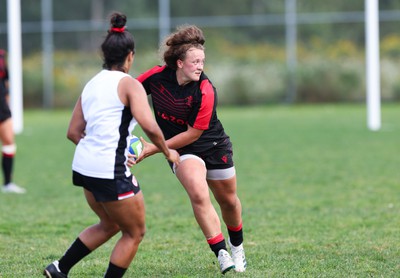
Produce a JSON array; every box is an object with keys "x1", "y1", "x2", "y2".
[
  {"x1": 285, "y1": 0, "x2": 297, "y2": 103},
  {"x1": 7, "y1": 0, "x2": 23, "y2": 133},
  {"x1": 365, "y1": 0, "x2": 381, "y2": 131}
]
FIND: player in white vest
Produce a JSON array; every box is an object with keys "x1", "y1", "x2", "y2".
[{"x1": 43, "y1": 12, "x2": 179, "y2": 278}]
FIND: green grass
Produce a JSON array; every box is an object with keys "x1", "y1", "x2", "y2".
[{"x1": 1, "y1": 104, "x2": 400, "y2": 277}]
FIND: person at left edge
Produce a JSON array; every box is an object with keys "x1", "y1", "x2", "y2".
[{"x1": 0, "y1": 49, "x2": 26, "y2": 194}]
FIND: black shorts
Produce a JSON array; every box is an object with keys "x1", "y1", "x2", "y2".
[
  {"x1": 198, "y1": 145, "x2": 234, "y2": 170},
  {"x1": 0, "y1": 92, "x2": 11, "y2": 122},
  {"x1": 72, "y1": 171, "x2": 141, "y2": 202},
  {"x1": 172, "y1": 139, "x2": 235, "y2": 170}
]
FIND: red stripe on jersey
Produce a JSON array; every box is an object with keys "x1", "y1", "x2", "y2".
[
  {"x1": 207, "y1": 233, "x2": 225, "y2": 245},
  {"x1": 136, "y1": 65, "x2": 166, "y2": 83},
  {"x1": 193, "y1": 79, "x2": 214, "y2": 130}
]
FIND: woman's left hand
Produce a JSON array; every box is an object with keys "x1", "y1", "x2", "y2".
[{"x1": 126, "y1": 153, "x2": 138, "y2": 168}]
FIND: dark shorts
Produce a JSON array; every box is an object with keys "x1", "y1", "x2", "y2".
[
  {"x1": 0, "y1": 94, "x2": 11, "y2": 122},
  {"x1": 198, "y1": 145, "x2": 234, "y2": 170},
  {"x1": 170, "y1": 139, "x2": 235, "y2": 170},
  {"x1": 73, "y1": 171, "x2": 141, "y2": 202},
  {"x1": 191, "y1": 139, "x2": 234, "y2": 170}
]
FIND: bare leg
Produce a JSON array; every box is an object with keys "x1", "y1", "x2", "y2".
[
  {"x1": 175, "y1": 158, "x2": 221, "y2": 239},
  {"x1": 101, "y1": 192, "x2": 146, "y2": 268},
  {"x1": 0, "y1": 118, "x2": 14, "y2": 145},
  {"x1": 78, "y1": 189, "x2": 120, "y2": 250},
  {"x1": 80, "y1": 189, "x2": 146, "y2": 268},
  {"x1": 208, "y1": 175, "x2": 242, "y2": 228}
]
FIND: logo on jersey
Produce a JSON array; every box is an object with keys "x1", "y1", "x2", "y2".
[
  {"x1": 185, "y1": 96, "x2": 193, "y2": 107},
  {"x1": 221, "y1": 155, "x2": 228, "y2": 164}
]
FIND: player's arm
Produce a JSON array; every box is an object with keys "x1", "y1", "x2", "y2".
[
  {"x1": 165, "y1": 125, "x2": 203, "y2": 149},
  {"x1": 67, "y1": 96, "x2": 86, "y2": 145},
  {"x1": 119, "y1": 76, "x2": 179, "y2": 164},
  {"x1": 141, "y1": 125, "x2": 203, "y2": 156}
]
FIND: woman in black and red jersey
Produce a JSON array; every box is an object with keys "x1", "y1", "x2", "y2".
[
  {"x1": 136, "y1": 25, "x2": 246, "y2": 274},
  {"x1": 0, "y1": 49, "x2": 26, "y2": 194}
]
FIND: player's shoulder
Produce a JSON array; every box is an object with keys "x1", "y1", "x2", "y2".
[
  {"x1": 199, "y1": 72, "x2": 215, "y2": 93},
  {"x1": 137, "y1": 65, "x2": 167, "y2": 83}
]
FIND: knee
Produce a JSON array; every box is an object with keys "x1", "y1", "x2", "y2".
[
  {"x1": 125, "y1": 225, "x2": 146, "y2": 244},
  {"x1": 136, "y1": 225, "x2": 146, "y2": 241},
  {"x1": 190, "y1": 192, "x2": 210, "y2": 207},
  {"x1": 219, "y1": 195, "x2": 240, "y2": 210},
  {"x1": 101, "y1": 222, "x2": 120, "y2": 238},
  {"x1": 187, "y1": 184, "x2": 210, "y2": 207}
]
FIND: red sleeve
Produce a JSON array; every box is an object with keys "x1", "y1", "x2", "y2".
[
  {"x1": 192, "y1": 79, "x2": 215, "y2": 130},
  {"x1": 136, "y1": 65, "x2": 166, "y2": 83}
]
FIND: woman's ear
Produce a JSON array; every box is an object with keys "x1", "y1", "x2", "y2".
[{"x1": 177, "y1": 59, "x2": 184, "y2": 69}]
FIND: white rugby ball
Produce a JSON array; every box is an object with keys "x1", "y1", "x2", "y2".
[{"x1": 128, "y1": 135, "x2": 143, "y2": 158}]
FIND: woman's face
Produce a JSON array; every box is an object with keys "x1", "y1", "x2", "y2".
[{"x1": 176, "y1": 47, "x2": 205, "y2": 85}]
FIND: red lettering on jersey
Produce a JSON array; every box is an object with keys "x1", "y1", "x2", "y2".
[{"x1": 157, "y1": 111, "x2": 187, "y2": 126}]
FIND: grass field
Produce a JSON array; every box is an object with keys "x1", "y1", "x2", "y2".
[{"x1": 0, "y1": 104, "x2": 399, "y2": 277}]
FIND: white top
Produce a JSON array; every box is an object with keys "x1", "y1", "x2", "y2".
[{"x1": 72, "y1": 70, "x2": 137, "y2": 179}]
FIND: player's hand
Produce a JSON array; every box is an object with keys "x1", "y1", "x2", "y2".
[
  {"x1": 165, "y1": 149, "x2": 180, "y2": 166},
  {"x1": 126, "y1": 153, "x2": 138, "y2": 167},
  {"x1": 135, "y1": 137, "x2": 156, "y2": 163}
]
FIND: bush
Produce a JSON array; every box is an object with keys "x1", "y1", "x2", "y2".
[
  {"x1": 208, "y1": 60, "x2": 286, "y2": 105},
  {"x1": 296, "y1": 57, "x2": 364, "y2": 102},
  {"x1": 21, "y1": 35, "x2": 400, "y2": 108}
]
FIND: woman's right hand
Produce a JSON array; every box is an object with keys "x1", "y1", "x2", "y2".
[
  {"x1": 135, "y1": 137, "x2": 157, "y2": 163},
  {"x1": 165, "y1": 149, "x2": 180, "y2": 166}
]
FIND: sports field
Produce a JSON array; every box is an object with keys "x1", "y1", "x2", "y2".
[{"x1": 0, "y1": 104, "x2": 399, "y2": 277}]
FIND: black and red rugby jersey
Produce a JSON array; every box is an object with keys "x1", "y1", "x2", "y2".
[
  {"x1": 0, "y1": 51, "x2": 8, "y2": 98},
  {"x1": 0, "y1": 51, "x2": 8, "y2": 85},
  {"x1": 137, "y1": 65, "x2": 230, "y2": 154}
]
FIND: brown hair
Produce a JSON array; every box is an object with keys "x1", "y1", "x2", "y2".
[
  {"x1": 160, "y1": 25, "x2": 205, "y2": 70},
  {"x1": 101, "y1": 12, "x2": 135, "y2": 71}
]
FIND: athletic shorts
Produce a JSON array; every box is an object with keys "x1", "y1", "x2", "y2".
[
  {"x1": 171, "y1": 140, "x2": 236, "y2": 180},
  {"x1": 0, "y1": 92, "x2": 11, "y2": 122},
  {"x1": 72, "y1": 171, "x2": 141, "y2": 202}
]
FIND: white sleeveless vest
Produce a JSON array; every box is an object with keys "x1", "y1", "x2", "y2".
[{"x1": 72, "y1": 70, "x2": 137, "y2": 179}]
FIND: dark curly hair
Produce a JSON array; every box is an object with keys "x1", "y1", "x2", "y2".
[{"x1": 101, "y1": 12, "x2": 135, "y2": 72}]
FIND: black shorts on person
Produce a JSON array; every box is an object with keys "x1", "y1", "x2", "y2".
[
  {"x1": 0, "y1": 86, "x2": 11, "y2": 122},
  {"x1": 171, "y1": 138, "x2": 235, "y2": 170},
  {"x1": 73, "y1": 171, "x2": 141, "y2": 202}
]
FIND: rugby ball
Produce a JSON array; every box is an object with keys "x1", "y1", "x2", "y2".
[{"x1": 128, "y1": 135, "x2": 143, "y2": 158}]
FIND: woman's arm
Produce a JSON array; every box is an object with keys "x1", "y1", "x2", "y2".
[
  {"x1": 66, "y1": 96, "x2": 86, "y2": 145},
  {"x1": 119, "y1": 76, "x2": 179, "y2": 163}
]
